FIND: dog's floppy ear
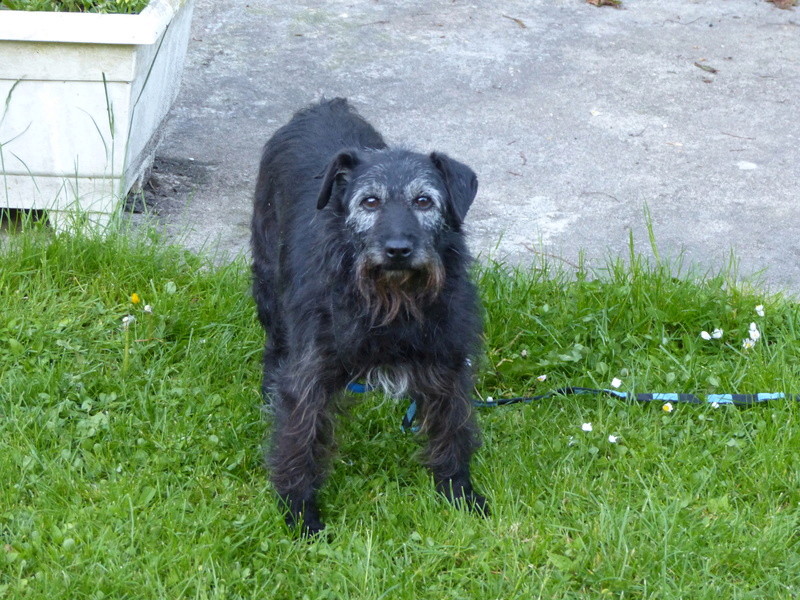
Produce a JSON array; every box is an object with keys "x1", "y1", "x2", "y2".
[
  {"x1": 430, "y1": 152, "x2": 478, "y2": 225},
  {"x1": 317, "y1": 150, "x2": 359, "y2": 210}
]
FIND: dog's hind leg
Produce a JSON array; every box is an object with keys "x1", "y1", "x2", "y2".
[
  {"x1": 268, "y1": 353, "x2": 343, "y2": 535},
  {"x1": 260, "y1": 339, "x2": 284, "y2": 404},
  {"x1": 252, "y1": 254, "x2": 287, "y2": 403},
  {"x1": 411, "y1": 364, "x2": 489, "y2": 515}
]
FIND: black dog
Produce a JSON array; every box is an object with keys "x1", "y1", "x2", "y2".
[{"x1": 251, "y1": 98, "x2": 486, "y2": 534}]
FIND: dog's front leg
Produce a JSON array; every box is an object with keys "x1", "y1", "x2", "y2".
[
  {"x1": 268, "y1": 369, "x2": 337, "y2": 536},
  {"x1": 412, "y1": 366, "x2": 489, "y2": 515}
]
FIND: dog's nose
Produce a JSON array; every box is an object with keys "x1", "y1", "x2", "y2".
[{"x1": 384, "y1": 239, "x2": 413, "y2": 261}]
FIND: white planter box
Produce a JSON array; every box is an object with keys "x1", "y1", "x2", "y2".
[{"x1": 0, "y1": 0, "x2": 194, "y2": 229}]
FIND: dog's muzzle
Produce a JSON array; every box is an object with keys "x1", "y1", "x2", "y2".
[{"x1": 355, "y1": 246, "x2": 445, "y2": 324}]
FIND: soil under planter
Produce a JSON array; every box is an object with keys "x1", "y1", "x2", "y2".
[{"x1": 0, "y1": 0, "x2": 194, "y2": 229}]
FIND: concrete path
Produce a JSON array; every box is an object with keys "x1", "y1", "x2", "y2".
[{"x1": 142, "y1": 0, "x2": 800, "y2": 295}]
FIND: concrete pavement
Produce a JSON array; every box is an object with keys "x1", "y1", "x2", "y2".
[{"x1": 140, "y1": 0, "x2": 800, "y2": 294}]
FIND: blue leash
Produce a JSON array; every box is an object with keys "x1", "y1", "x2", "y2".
[{"x1": 346, "y1": 383, "x2": 799, "y2": 433}]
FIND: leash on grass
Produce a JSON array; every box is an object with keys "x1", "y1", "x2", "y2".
[{"x1": 345, "y1": 383, "x2": 799, "y2": 433}]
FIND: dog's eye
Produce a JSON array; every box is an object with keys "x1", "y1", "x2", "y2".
[
  {"x1": 413, "y1": 196, "x2": 433, "y2": 210},
  {"x1": 360, "y1": 197, "x2": 381, "y2": 210}
]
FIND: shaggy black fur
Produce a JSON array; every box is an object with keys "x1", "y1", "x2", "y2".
[{"x1": 251, "y1": 98, "x2": 486, "y2": 535}]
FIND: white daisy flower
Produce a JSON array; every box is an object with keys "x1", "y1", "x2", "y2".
[
  {"x1": 581, "y1": 422, "x2": 593, "y2": 432},
  {"x1": 755, "y1": 305, "x2": 765, "y2": 317},
  {"x1": 701, "y1": 329, "x2": 723, "y2": 340},
  {"x1": 662, "y1": 402, "x2": 674, "y2": 413},
  {"x1": 608, "y1": 435, "x2": 619, "y2": 443},
  {"x1": 610, "y1": 377, "x2": 622, "y2": 389}
]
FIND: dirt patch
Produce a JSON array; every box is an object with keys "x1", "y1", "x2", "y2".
[
  {"x1": 767, "y1": 0, "x2": 797, "y2": 9},
  {"x1": 125, "y1": 156, "x2": 213, "y2": 215}
]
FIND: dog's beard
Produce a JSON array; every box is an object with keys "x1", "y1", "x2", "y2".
[{"x1": 355, "y1": 254, "x2": 445, "y2": 326}]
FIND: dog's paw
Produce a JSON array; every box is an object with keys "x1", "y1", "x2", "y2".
[
  {"x1": 452, "y1": 489, "x2": 490, "y2": 516},
  {"x1": 280, "y1": 494, "x2": 326, "y2": 537},
  {"x1": 461, "y1": 490, "x2": 490, "y2": 516},
  {"x1": 437, "y1": 479, "x2": 490, "y2": 516},
  {"x1": 286, "y1": 515, "x2": 325, "y2": 538}
]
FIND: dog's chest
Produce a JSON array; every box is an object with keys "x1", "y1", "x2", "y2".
[
  {"x1": 363, "y1": 364, "x2": 413, "y2": 399},
  {"x1": 340, "y1": 316, "x2": 435, "y2": 363}
]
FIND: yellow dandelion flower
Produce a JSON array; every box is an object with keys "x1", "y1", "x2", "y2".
[{"x1": 131, "y1": 293, "x2": 141, "y2": 304}]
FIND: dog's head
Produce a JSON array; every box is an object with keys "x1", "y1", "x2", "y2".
[
  {"x1": 316, "y1": 148, "x2": 478, "y2": 322},
  {"x1": 316, "y1": 148, "x2": 478, "y2": 265}
]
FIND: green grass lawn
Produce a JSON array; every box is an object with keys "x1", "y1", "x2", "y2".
[
  {"x1": 1, "y1": 225, "x2": 799, "y2": 599},
  {"x1": 0, "y1": 0, "x2": 148, "y2": 14}
]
